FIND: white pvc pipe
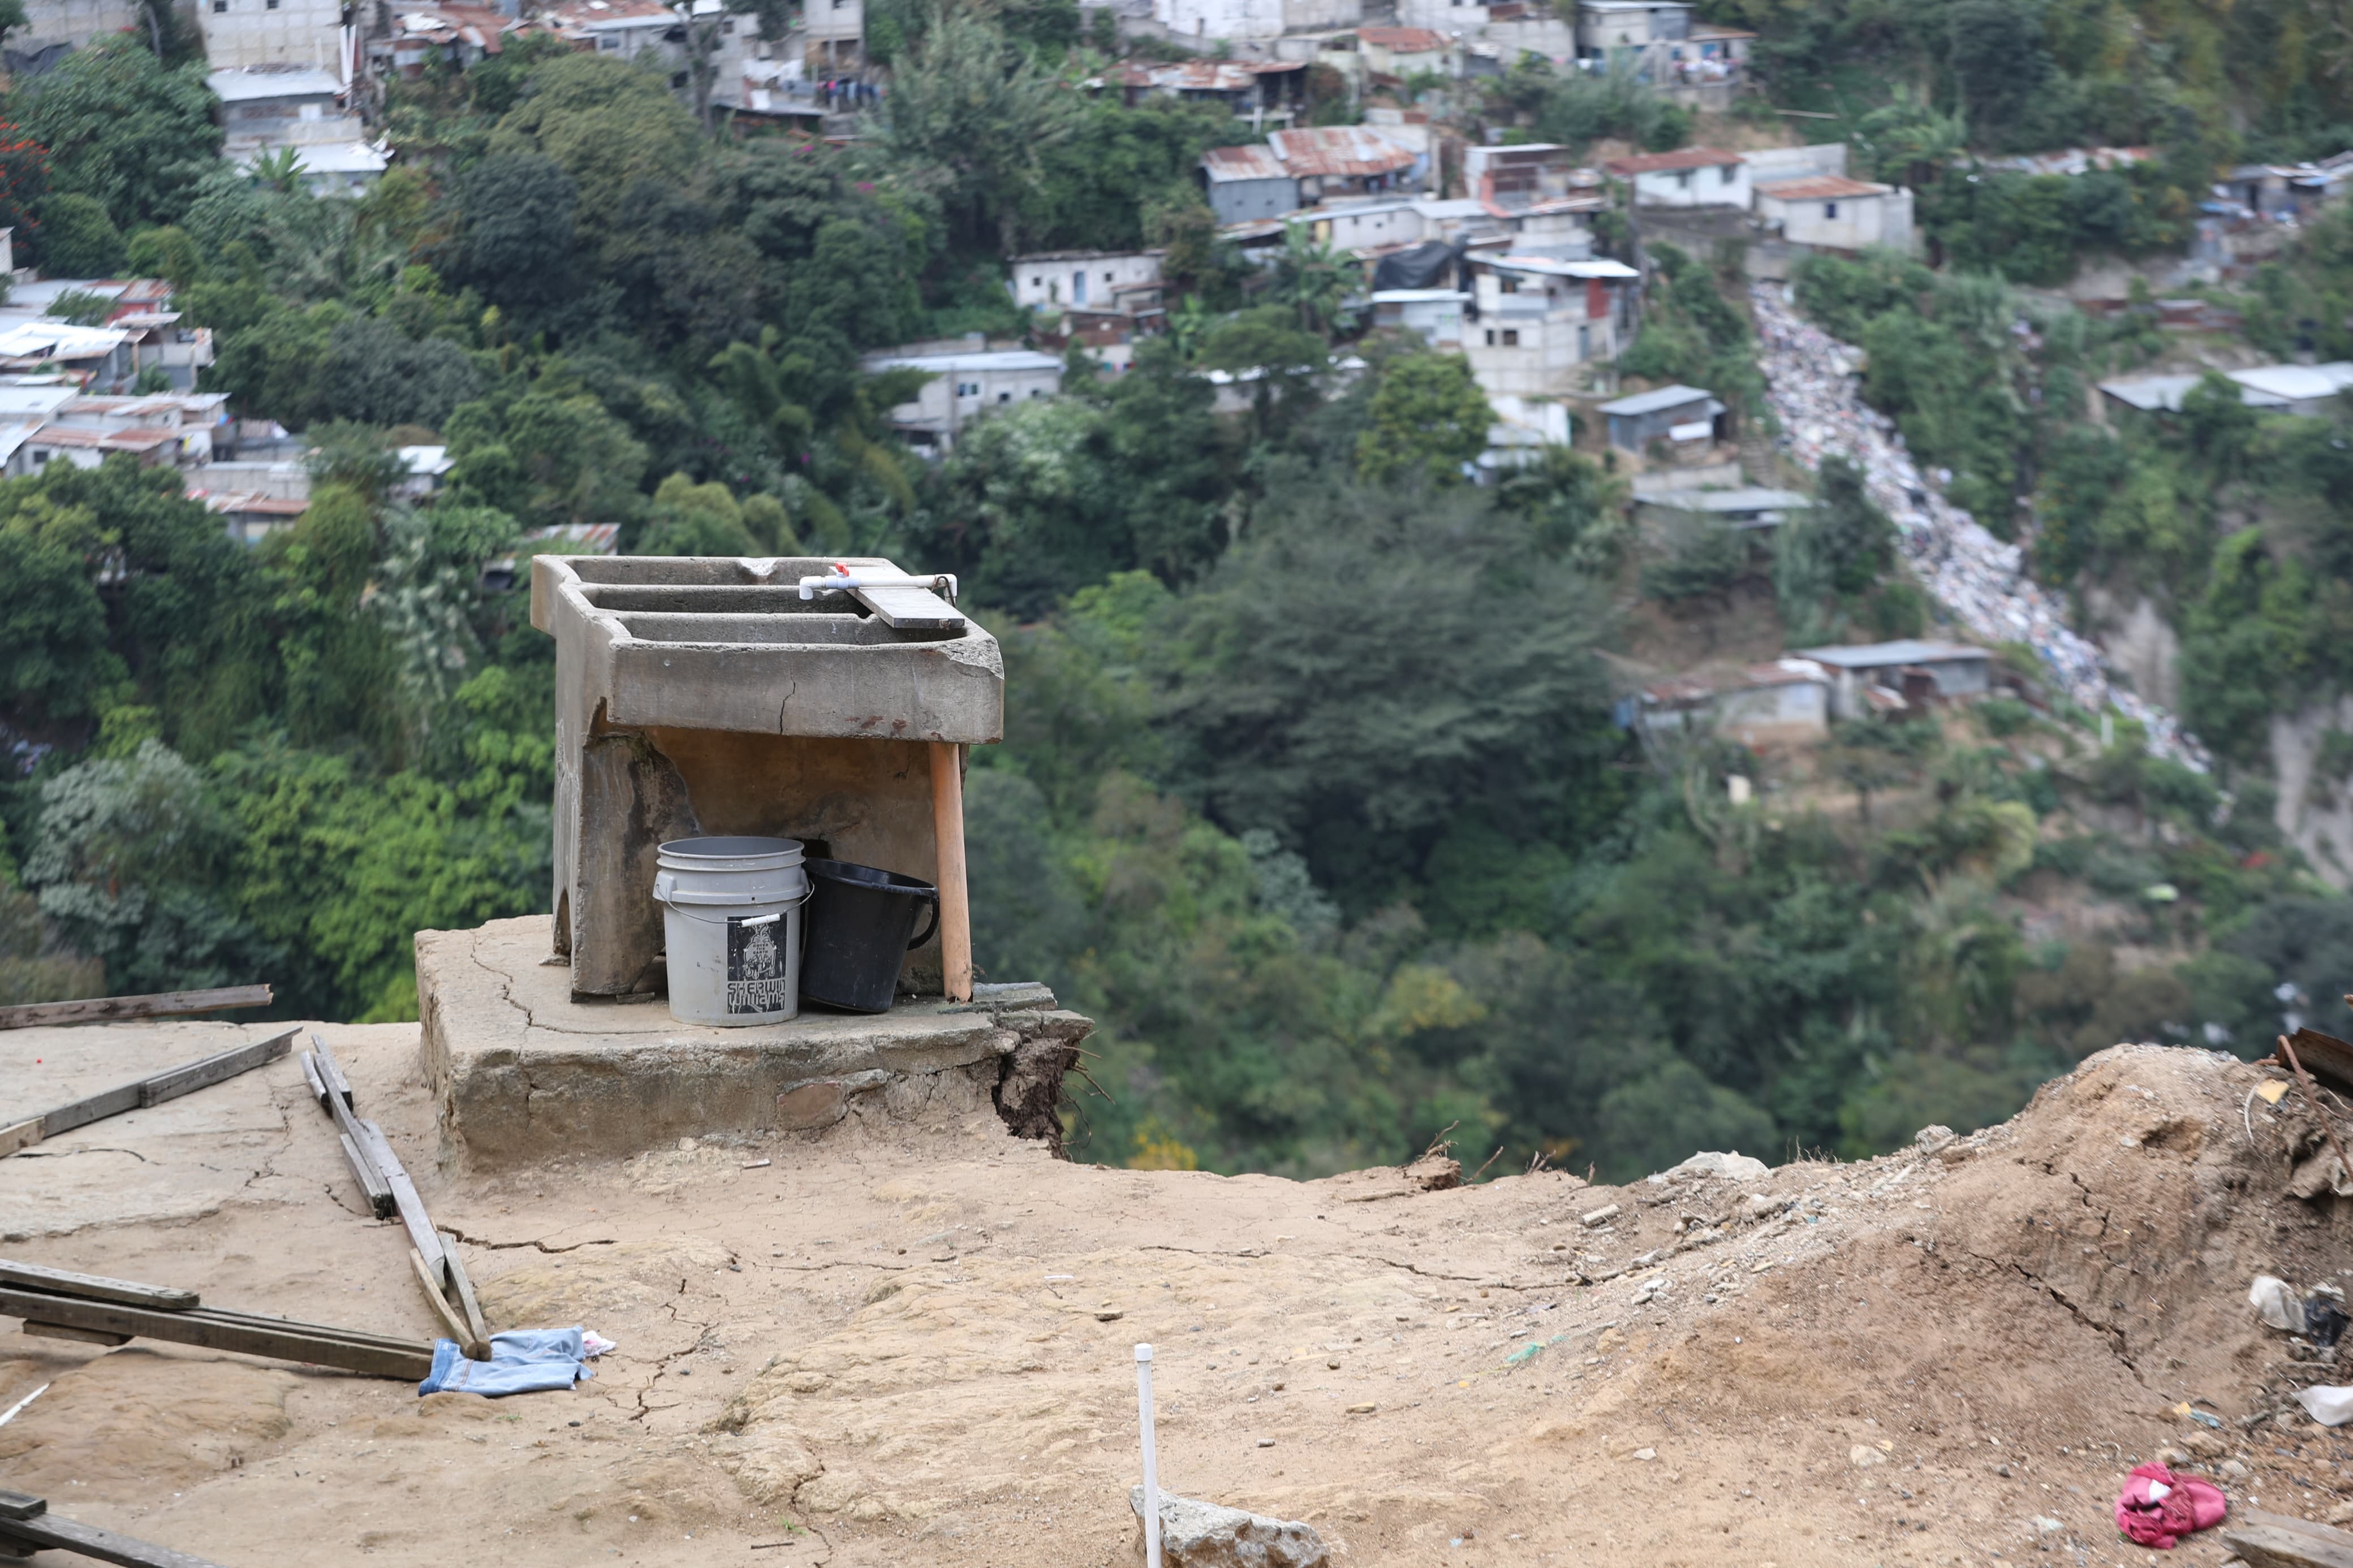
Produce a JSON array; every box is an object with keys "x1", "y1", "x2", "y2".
[{"x1": 1136, "y1": 1342, "x2": 1162, "y2": 1568}]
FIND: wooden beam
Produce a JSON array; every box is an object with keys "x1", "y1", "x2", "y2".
[
  {"x1": 303, "y1": 1044, "x2": 393, "y2": 1217},
  {"x1": 0, "y1": 1120, "x2": 39, "y2": 1159},
  {"x1": 0, "y1": 1499, "x2": 231, "y2": 1568},
  {"x1": 2226, "y1": 1509, "x2": 2353, "y2": 1568},
  {"x1": 443, "y1": 1245, "x2": 491, "y2": 1349},
  {"x1": 0, "y1": 1286, "x2": 434, "y2": 1381},
  {"x1": 7, "y1": 1032, "x2": 295, "y2": 1155},
  {"x1": 929, "y1": 740, "x2": 972, "y2": 1004},
  {"x1": 0, "y1": 1260, "x2": 197, "y2": 1311},
  {"x1": 305, "y1": 1034, "x2": 354, "y2": 1109},
  {"x1": 0, "y1": 1493, "x2": 42, "y2": 1523},
  {"x1": 0, "y1": 985, "x2": 272, "y2": 1032}
]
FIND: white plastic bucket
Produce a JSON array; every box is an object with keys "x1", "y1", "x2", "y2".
[{"x1": 652, "y1": 836, "x2": 810, "y2": 1026}]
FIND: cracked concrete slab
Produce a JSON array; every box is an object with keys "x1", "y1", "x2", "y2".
[{"x1": 419, "y1": 915, "x2": 1090, "y2": 1168}]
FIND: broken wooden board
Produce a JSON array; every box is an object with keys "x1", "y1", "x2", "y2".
[
  {"x1": 2223, "y1": 1507, "x2": 2353, "y2": 1568},
  {"x1": 2279, "y1": 1029, "x2": 2353, "y2": 1099},
  {"x1": 0, "y1": 1260, "x2": 196, "y2": 1311},
  {"x1": 301, "y1": 1042, "x2": 393, "y2": 1218},
  {"x1": 848, "y1": 579, "x2": 966, "y2": 631},
  {"x1": 6, "y1": 1030, "x2": 297, "y2": 1156},
  {"x1": 0, "y1": 1493, "x2": 231, "y2": 1568},
  {"x1": 0, "y1": 1286, "x2": 434, "y2": 1381},
  {"x1": 0, "y1": 985, "x2": 272, "y2": 1031}
]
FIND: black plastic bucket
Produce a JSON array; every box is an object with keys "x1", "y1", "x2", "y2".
[{"x1": 799, "y1": 858, "x2": 941, "y2": 1013}]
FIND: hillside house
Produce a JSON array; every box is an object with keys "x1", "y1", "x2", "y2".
[
  {"x1": 1202, "y1": 144, "x2": 1299, "y2": 224},
  {"x1": 1356, "y1": 26, "x2": 1455, "y2": 81},
  {"x1": 1639, "y1": 659, "x2": 1831, "y2": 746},
  {"x1": 2100, "y1": 362, "x2": 2353, "y2": 418},
  {"x1": 859, "y1": 342, "x2": 1064, "y2": 452},
  {"x1": 1012, "y1": 250, "x2": 1166, "y2": 313},
  {"x1": 1753, "y1": 174, "x2": 1914, "y2": 254},
  {"x1": 1600, "y1": 383, "x2": 1723, "y2": 450},
  {"x1": 1575, "y1": 0, "x2": 1688, "y2": 67},
  {"x1": 1800, "y1": 640, "x2": 1992, "y2": 719},
  {"x1": 198, "y1": 0, "x2": 343, "y2": 70},
  {"x1": 1604, "y1": 145, "x2": 1748, "y2": 208},
  {"x1": 1154, "y1": 0, "x2": 1360, "y2": 42},
  {"x1": 1462, "y1": 253, "x2": 1639, "y2": 397},
  {"x1": 1270, "y1": 124, "x2": 1425, "y2": 203},
  {"x1": 1092, "y1": 59, "x2": 1308, "y2": 125}
]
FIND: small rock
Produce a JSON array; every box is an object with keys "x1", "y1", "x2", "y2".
[
  {"x1": 1404, "y1": 1154, "x2": 1461, "y2": 1193},
  {"x1": 2157, "y1": 1446, "x2": 2193, "y2": 1467},
  {"x1": 1581, "y1": 1204, "x2": 1621, "y2": 1228},
  {"x1": 1325, "y1": 1360, "x2": 1341, "y2": 1370},
  {"x1": 1346, "y1": 1402, "x2": 1376, "y2": 1414},
  {"x1": 1630, "y1": 1448, "x2": 1656, "y2": 1461},
  {"x1": 1662, "y1": 1151, "x2": 1770, "y2": 1183},
  {"x1": 1097, "y1": 1310, "x2": 1125, "y2": 1322},
  {"x1": 2031, "y1": 1515, "x2": 2063, "y2": 1535},
  {"x1": 1994, "y1": 1463, "x2": 2013, "y2": 1478},
  {"x1": 1256, "y1": 1438, "x2": 1275, "y2": 1449},
  {"x1": 2220, "y1": 1459, "x2": 2251, "y2": 1480},
  {"x1": 1130, "y1": 1487, "x2": 1327, "y2": 1568},
  {"x1": 1914, "y1": 1125, "x2": 1957, "y2": 1156},
  {"x1": 2183, "y1": 1431, "x2": 2226, "y2": 1459},
  {"x1": 2326, "y1": 1500, "x2": 2353, "y2": 1526},
  {"x1": 1742, "y1": 1194, "x2": 1782, "y2": 1219},
  {"x1": 1850, "y1": 1446, "x2": 1885, "y2": 1468}
]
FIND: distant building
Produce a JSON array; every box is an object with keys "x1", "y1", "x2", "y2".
[
  {"x1": 1639, "y1": 658, "x2": 1831, "y2": 746},
  {"x1": 10, "y1": 0, "x2": 141, "y2": 61},
  {"x1": 1154, "y1": 0, "x2": 1360, "y2": 42},
  {"x1": 1091, "y1": 59, "x2": 1309, "y2": 126},
  {"x1": 1268, "y1": 124, "x2": 1424, "y2": 204},
  {"x1": 1575, "y1": 0, "x2": 1689, "y2": 66},
  {"x1": 370, "y1": 5, "x2": 519, "y2": 80},
  {"x1": 1598, "y1": 383, "x2": 1723, "y2": 450},
  {"x1": 1753, "y1": 174, "x2": 1914, "y2": 254},
  {"x1": 1369, "y1": 288, "x2": 1471, "y2": 347},
  {"x1": 1638, "y1": 485, "x2": 1812, "y2": 529},
  {"x1": 1011, "y1": 249, "x2": 1166, "y2": 313},
  {"x1": 538, "y1": 0, "x2": 761, "y2": 107},
  {"x1": 858, "y1": 342, "x2": 1064, "y2": 452},
  {"x1": 1604, "y1": 145, "x2": 1748, "y2": 209},
  {"x1": 198, "y1": 0, "x2": 344, "y2": 71},
  {"x1": 1800, "y1": 640, "x2": 1992, "y2": 719},
  {"x1": 1463, "y1": 252, "x2": 1639, "y2": 398},
  {"x1": 2099, "y1": 363, "x2": 2353, "y2": 418},
  {"x1": 209, "y1": 66, "x2": 348, "y2": 148},
  {"x1": 805, "y1": 0, "x2": 863, "y2": 71},
  {"x1": 1201, "y1": 144, "x2": 1299, "y2": 225},
  {"x1": 1356, "y1": 25, "x2": 1455, "y2": 81}
]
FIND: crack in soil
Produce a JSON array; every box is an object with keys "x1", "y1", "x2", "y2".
[
  {"x1": 1962, "y1": 1246, "x2": 2141, "y2": 1376},
  {"x1": 438, "y1": 1226, "x2": 619, "y2": 1254},
  {"x1": 14, "y1": 1146, "x2": 149, "y2": 1163}
]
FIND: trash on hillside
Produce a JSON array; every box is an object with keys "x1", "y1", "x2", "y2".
[
  {"x1": 2307, "y1": 1296, "x2": 2350, "y2": 1349},
  {"x1": 2114, "y1": 1462, "x2": 2228, "y2": 1549},
  {"x1": 2295, "y1": 1385, "x2": 2353, "y2": 1427},
  {"x1": 2252, "y1": 1275, "x2": 2307, "y2": 1333},
  {"x1": 417, "y1": 1328, "x2": 601, "y2": 1398}
]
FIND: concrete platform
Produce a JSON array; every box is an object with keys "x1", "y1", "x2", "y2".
[{"x1": 417, "y1": 916, "x2": 1090, "y2": 1168}]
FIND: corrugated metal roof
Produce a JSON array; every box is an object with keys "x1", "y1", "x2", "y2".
[
  {"x1": 1603, "y1": 145, "x2": 1744, "y2": 176},
  {"x1": 1203, "y1": 144, "x2": 1291, "y2": 183},
  {"x1": 1598, "y1": 383, "x2": 1715, "y2": 416},
  {"x1": 208, "y1": 67, "x2": 343, "y2": 102},
  {"x1": 1799, "y1": 640, "x2": 1988, "y2": 668},
  {"x1": 1269, "y1": 126, "x2": 1417, "y2": 179}
]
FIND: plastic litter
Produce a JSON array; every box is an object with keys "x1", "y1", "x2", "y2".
[
  {"x1": 2307, "y1": 1297, "x2": 2351, "y2": 1349},
  {"x1": 1752, "y1": 283, "x2": 2208, "y2": 771},
  {"x1": 2298, "y1": 1385, "x2": 2353, "y2": 1426},
  {"x1": 2251, "y1": 1275, "x2": 2306, "y2": 1333},
  {"x1": 2114, "y1": 1462, "x2": 2228, "y2": 1548}
]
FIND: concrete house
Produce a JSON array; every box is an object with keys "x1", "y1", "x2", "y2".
[
  {"x1": 1154, "y1": 0, "x2": 1360, "y2": 42},
  {"x1": 1011, "y1": 250, "x2": 1166, "y2": 313},
  {"x1": 805, "y1": 0, "x2": 862, "y2": 70},
  {"x1": 1575, "y1": 0, "x2": 1688, "y2": 66},
  {"x1": 2100, "y1": 362, "x2": 2353, "y2": 418},
  {"x1": 1600, "y1": 383, "x2": 1723, "y2": 450},
  {"x1": 198, "y1": 0, "x2": 344, "y2": 70},
  {"x1": 1640, "y1": 658, "x2": 1831, "y2": 746},
  {"x1": 1800, "y1": 640, "x2": 1992, "y2": 719},
  {"x1": 1462, "y1": 252, "x2": 1639, "y2": 398},
  {"x1": 1753, "y1": 174, "x2": 1915, "y2": 254},
  {"x1": 858, "y1": 342, "x2": 1063, "y2": 452},
  {"x1": 1356, "y1": 25, "x2": 1455, "y2": 81},
  {"x1": 209, "y1": 67, "x2": 348, "y2": 146},
  {"x1": 1093, "y1": 59, "x2": 1308, "y2": 126},
  {"x1": 1604, "y1": 145, "x2": 1748, "y2": 208},
  {"x1": 1202, "y1": 144, "x2": 1300, "y2": 224}
]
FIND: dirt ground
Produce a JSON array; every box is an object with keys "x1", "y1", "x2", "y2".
[{"x1": 6, "y1": 1022, "x2": 2353, "y2": 1567}]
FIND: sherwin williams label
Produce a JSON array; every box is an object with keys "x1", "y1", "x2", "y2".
[{"x1": 727, "y1": 915, "x2": 788, "y2": 1014}]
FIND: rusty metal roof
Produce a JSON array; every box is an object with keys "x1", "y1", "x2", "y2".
[
  {"x1": 1602, "y1": 145, "x2": 1744, "y2": 175},
  {"x1": 1269, "y1": 126, "x2": 1417, "y2": 179},
  {"x1": 1753, "y1": 174, "x2": 1887, "y2": 201},
  {"x1": 1356, "y1": 26, "x2": 1448, "y2": 49},
  {"x1": 1202, "y1": 144, "x2": 1292, "y2": 183}
]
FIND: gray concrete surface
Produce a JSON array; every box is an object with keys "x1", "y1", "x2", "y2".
[{"x1": 418, "y1": 915, "x2": 1089, "y2": 1169}]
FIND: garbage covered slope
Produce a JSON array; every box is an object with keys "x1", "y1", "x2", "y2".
[{"x1": 1752, "y1": 282, "x2": 2208, "y2": 768}]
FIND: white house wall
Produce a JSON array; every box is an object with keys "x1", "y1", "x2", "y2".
[
  {"x1": 18, "y1": 0, "x2": 141, "y2": 53},
  {"x1": 200, "y1": 0, "x2": 344, "y2": 71},
  {"x1": 1632, "y1": 162, "x2": 1748, "y2": 208}
]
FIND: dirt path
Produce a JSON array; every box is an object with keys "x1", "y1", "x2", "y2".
[{"x1": 3, "y1": 1025, "x2": 2347, "y2": 1565}]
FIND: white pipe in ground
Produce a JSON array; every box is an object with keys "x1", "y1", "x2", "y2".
[{"x1": 1136, "y1": 1342, "x2": 1162, "y2": 1568}]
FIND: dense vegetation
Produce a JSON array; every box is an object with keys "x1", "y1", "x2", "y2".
[{"x1": 6, "y1": 0, "x2": 2353, "y2": 1180}]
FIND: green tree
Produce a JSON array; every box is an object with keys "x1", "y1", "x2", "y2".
[
  {"x1": 38, "y1": 193, "x2": 122, "y2": 277},
  {"x1": 878, "y1": 1, "x2": 1079, "y2": 250},
  {"x1": 23, "y1": 38, "x2": 222, "y2": 233},
  {"x1": 1354, "y1": 352, "x2": 1492, "y2": 487}
]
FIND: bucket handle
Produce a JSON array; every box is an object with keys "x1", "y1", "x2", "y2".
[{"x1": 906, "y1": 888, "x2": 940, "y2": 951}]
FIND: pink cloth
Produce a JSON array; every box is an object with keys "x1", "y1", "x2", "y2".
[{"x1": 2114, "y1": 1462, "x2": 2228, "y2": 1549}]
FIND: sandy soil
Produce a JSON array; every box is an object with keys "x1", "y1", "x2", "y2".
[{"x1": 5, "y1": 1023, "x2": 2352, "y2": 1567}]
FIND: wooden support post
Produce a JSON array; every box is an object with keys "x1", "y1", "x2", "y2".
[{"x1": 929, "y1": 740, "x2": 972, "y2": 1004}]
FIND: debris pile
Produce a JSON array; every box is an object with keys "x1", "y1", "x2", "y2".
[{"x1": 1750, "y1": 282, "x2": 2210, "y2": 770}]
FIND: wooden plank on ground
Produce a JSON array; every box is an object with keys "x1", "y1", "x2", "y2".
[
  {"x1": 0, "y1": 1120, "x2": 38, "y2": 1159},
  {"x1": 335, "y1": 1132, "x2": 393, "y2": 1217},
  {"x1": 444, "y1": 1243, "x2": 490, "y2": 1347},
  {"x1": 304, "y1": 1042, "x2": 392, "y2": 1217},
  {"x1": 0, "y1": 1492, "x2": 41, "y2": 1522},
  {"x1": 0, "y1": 1501, "x2": 232, "y2": 1567},
  {"x1": 22, "y1": 1322, "x2": 132, "y2": 1346},
  {"x1": 0, "y1": 1287, "x2": 434, "y2": 1381},
  {"x1": 0, "y1": 1260, "x2": 197, "y2": 1311},
  {"x1": 136, "y1": 1030, "x2": 294, "y2": 1109},
  {"x1": 0, "y1": 985, "x2": 272, "y2": 1032},
  {"x1": 357, "y1": 1118, "x2": 444, "y2": 1278},
  {"x1": 35, "y1": 1079, "x2": 143, "y2": 1140},
  {"x1": 2225, "y1": 1508, "x2": 2353, "y2": 1568},
  {"x1": 305, "y1": 1035, "x2": 354, "y2": 1109}
]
